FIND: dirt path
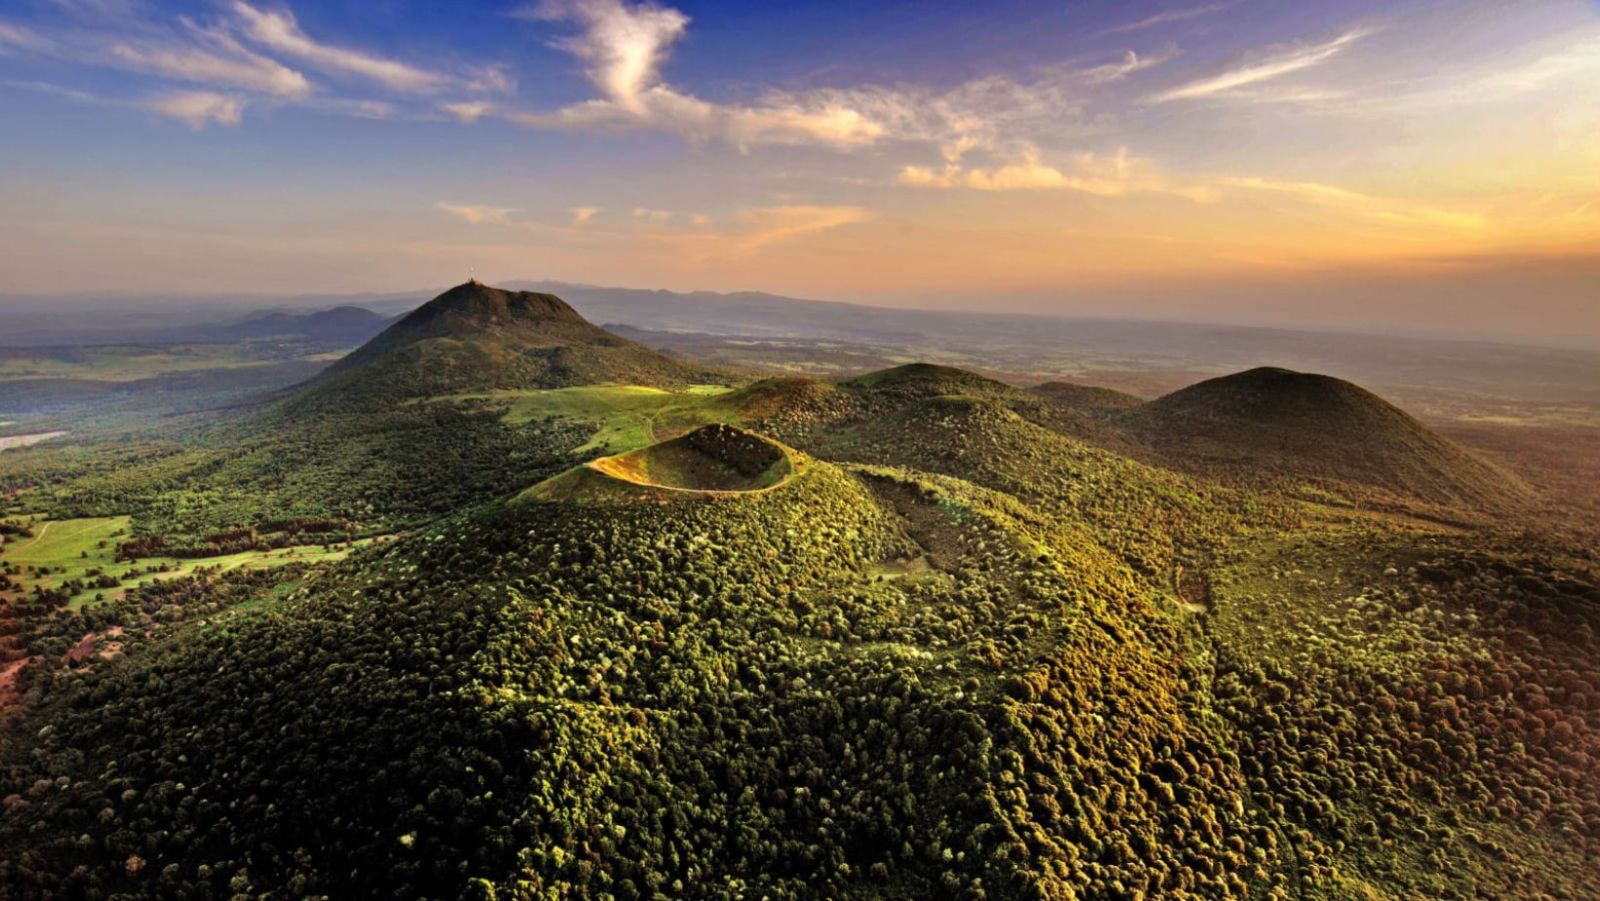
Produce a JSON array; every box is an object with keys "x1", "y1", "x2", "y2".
[{"x1": 16, "y1": 519, "x2": 53, "y2": 553}]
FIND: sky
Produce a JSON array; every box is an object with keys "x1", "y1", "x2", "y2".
[{"x1": 1, "y1": 0, "x2": 1598, "y2": 345}]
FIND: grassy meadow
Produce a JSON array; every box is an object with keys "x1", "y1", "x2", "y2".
[
  {"x1": 1, "y1": 514, "x2": 377, "y2": 609},
  {"x1": 432, "y1": 383, "x2": 737, "y2": 453}
]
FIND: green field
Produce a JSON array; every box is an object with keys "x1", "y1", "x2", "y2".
[
  {"x1": 1, "y1": 515, "x2": 375, "y2": 609},
  {"x1": 0, "y1": 344, "x2": 319, "y2": 382},
  {"x1": 436, "y1": 384, "x2": 737, "y2": 453}
]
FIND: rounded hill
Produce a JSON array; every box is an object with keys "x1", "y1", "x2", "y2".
[
  {"x1": 840, "y1": 362, "x2": 1022, "y2": 405},
  {"x1": 1125, "y1": 366, "x2": 1528, "y2": 508},
  {"x1": 291, "y1": 281, "x2": 718, "y2": 409},
  {"x1": 1032, "y1": 380, "x2": 1145, "y2": 413}
]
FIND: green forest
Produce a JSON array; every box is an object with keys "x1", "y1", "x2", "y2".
[{"x1": 1, "y1": 284, "x2": 1596, "y2": 899}]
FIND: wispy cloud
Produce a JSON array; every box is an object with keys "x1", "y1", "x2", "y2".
[
  {"x1": 43, "y1": 0, "x2": 142, "y2": 18},
  {"x1": 650, "y1": 204, "x2": 871, "y2": 258},
  {"x1": 436, "y1": 202, "x2": 519, "y2": 225},
  {"x1": 1151, "y1": 28, "x2": 1371, "y2": 102},
  {"x1": 524, "y1": 0, "x2": 687, "y2": 113},
  {"x1": 1463, "y1": 34, "x2": 1600, "y2": 97},
  {"x1": 505, "y1": 0, "x2": 1169, "y2": 157},
  {"x1": 149, "y1": 90, "x2": 243, "y2": 129},
  {"x1": 0, "y1": 21, "x2": 54, "y2": 53},
  {"x1": 232, "y1": 2, "x2": 447, "y2": 93},
  {"x1": 1218, "y1": 176, "x2": 1486, "y2": 231},
  {"x1": 735, "y1": 205, "x2": 871, "y2": 252},
  {"x1": 442, "y1": 100, "x2": 492, "y2": 123},
  {"x1": 311, "y1": 96, "x2": 395, "y2": 119},
  {"x1": 900, "y1": 147, "x2": 1216, "y2": 200},
  {"x1": 505, "y1": 0, "x2": 886, "y2": 148},
  {"x1": 571, "y1": 206, "x2": 601, "y2": 225},
  {"x1": 464, "y1": 64, "x2": 516, "y2": 95},
  {"x1": 1104, "y1": 2, "x2": 1237, "y2": 35},
  {"x1": 110, "y1": 30, "x2": 311, "y2": 98},
  {"x1": 4, "y1": 2, "x2": 521, "y2": 127},
  {"x1": 4, "y1": 78, "x2": 108, "y2": 105},
  {"x1": 1076, "y1": 48, "x2": 1179, "y2": 85}
]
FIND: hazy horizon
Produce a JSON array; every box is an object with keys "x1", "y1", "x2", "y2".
[{"x1": 5, "y1": 274, "x2": 1599, "y2": 353}]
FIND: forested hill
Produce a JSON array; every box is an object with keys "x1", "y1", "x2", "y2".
[
  {"x1": 1124, "y1": 367, "x2": 1530, "y2": 509},
  {"x1": 290, "y1": 281, "x2": 723, "y2": 410},
  {"x1": 2, "y1": 350, "x2": 1597, "y2": 899}
]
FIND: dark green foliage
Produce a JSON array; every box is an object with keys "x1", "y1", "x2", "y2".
[
  {"x1": 2, "y1": 356, "x2": 1595, "y2": 899},
  {"x1": 1208, "y1": 531, "x2": 1600, "y2": 897},
  {"x1": 292, "y1": 282, "x2": 723, "y2": 411},
  {"x1": 1029, "y1": 381, "x2": 1145, "y2": 414},
  {"x1": 1124, "y1": 367, "x2": 1531, "y2": 510}
]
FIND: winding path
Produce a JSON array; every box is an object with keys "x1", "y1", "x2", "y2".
[{"x1": 16, "y1": 520, "x2": 52, "y2": 553}]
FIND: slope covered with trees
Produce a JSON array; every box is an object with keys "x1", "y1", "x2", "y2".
[
  {"x1": 2, "y1": 350, "x2": 1595, "y2": 899},
  {"x1": 294, "y1": 281, "x2": 722, "y2": 411},
  {"x1": 1123, "y1": 367, "x2": 1529, "y2": 510}
]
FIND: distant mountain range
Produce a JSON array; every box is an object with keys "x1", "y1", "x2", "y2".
[{"x1": 3, "y1": 280, "x2": 1598, "y2": 408}]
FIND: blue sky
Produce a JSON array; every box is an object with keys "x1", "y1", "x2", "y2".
[{"x1": 2, "y1": 0, "x2": 1598, "y2": 342}]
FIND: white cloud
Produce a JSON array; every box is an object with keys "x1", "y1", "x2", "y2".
[
  {"x1": 649, "y1": 204, "x2": 871, "y2": 258},
  {"x1": 110, "y1": 35, "x2": 311, "y2": 98},
  {"x1": 1104, "y1": 2, "x2": 1238, "y2": 35},
  {"x1": 503, "y1": 0, "x2": 1175, "y2": 158},
  {"x1": 149, "y1": 90, "x2": 244, "y2": 129},
  {"x1": 899, "y1": 147, "x2": 1215, "y2": 200},
  {"x1": 1076, "y1": 48, "x2": 1179, "y2": 85},
  {"x1": 442, "y1": 100, "x2": 492, "y2": 122},
  {"x1": 436, "y1": 202, "x2": 518, "y2": 225},
  {"x1": 632, "y1": 207, "x2": 672, "y2": 221},
  {"x1": 314, "y1": 97, "x2": 395, "y2": 119},
  {"x1": 734, "y1": 205, "x2": 870, "y2": 252},
  {"x1": 1151, "y1": 28, "x2": 1371, "y2": 102},
  {"x1": 571, "y1": 206, "x2": 601, "y2": 225},
  {"x1": 232, "y1": 2, "x2": 447, "y2": 93},
  {"x1": 0, "y1": 21, "x2": 53, "y2": 53},
  {"x1": 1469, "y1": 35, "x2": 1600, "y2": 96},
  {"x1": 511, "y1": 0, "x2": 888, "y2": 149},
  {"x1": 4, "y1": 78, "x2": 108, "y2": 105},
  {"x1": 465, "y1": 64, "x2": 516, "y2": 95},
  {"x1": 44, "y1": 0, "x2": 141, "y2": 18},
  {"x1": 525, "y1": 0, "x2": 687, "y2": 112},
  {"x1": 1217, "y1": 176, "x2": 1485, "y2": 231},
  {"x1": 515, "y1": 87, "x2": 886, "y2": 148}
]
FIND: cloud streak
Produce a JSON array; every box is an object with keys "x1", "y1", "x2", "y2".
[
  {"x1": 509, "y1": 0, "x2": 888, "y2": 148},
  {"x1": 1076, "y1": 48, "x2": 1180, "y2": 85},
  {"x1": 647, "y1": 205, "x2": 871, "y2": 258},
  {"x1": 110, "y1": 32, "x2": 311, "y2": 98},
  {"x1": 149, "y1": 90, "x2": 244, "y2": 129},
  {"x1": 436, "y1": 203, "x2": 519, "y2": 225},
  {"x1": 1219, "y1": 176, "x2": 1486, "y2": 231},
  {"x1": 900, "y1": 147, "x2": 1216, "y2": 200},
  {"x1": 1151, "y1": 28, "x2": 1371, "y2": 102},
  {"x1": 1103, "y1": 2, "x2": 1238, "y2": 35},
  {"x1": 0, "y1": 21, "x2": 54, "y2": 52},
  {"x1": 231, "y1": 2, "x2": 447, "y2": 93},
  {"x1": 504, "y1": 0, "x2": 1180, "y2": 160}
]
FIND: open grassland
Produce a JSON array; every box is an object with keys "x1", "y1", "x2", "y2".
[
  {"x1": 0, "y1": 432, "x2": 69, "y2": 452},
  {"x1": 1, "y1": 515, "x2": 376, "y2": 609},
  {"x1": 0, "y1": 344, "x2": 324, "y2": 382},
  {"x1": 433, "y1": 384, "x2": 737, "y2": 453}
]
